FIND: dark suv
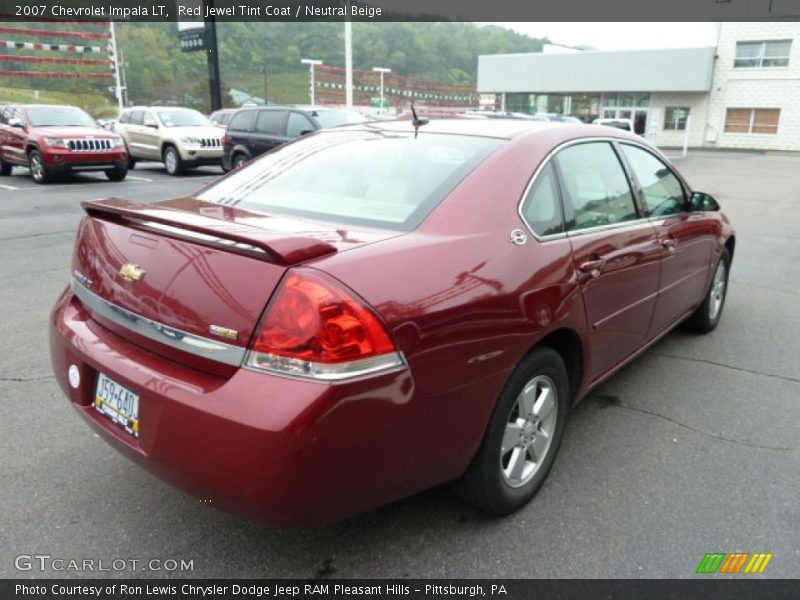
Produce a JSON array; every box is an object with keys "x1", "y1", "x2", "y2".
[{"x1": 222, "y1": 106, "x2": 366, "y2": 171}]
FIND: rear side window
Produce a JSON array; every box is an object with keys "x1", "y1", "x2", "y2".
[
  {"x1": 197, "y1": 131, "x2": 502, "y2": 231},
  {"x1": 555, "y1": 142, "x2": 638, "y2": 231},
  {"x1": 286, "y1": 112, "x2": 315, "y2": 137},
  {"x1": 255, "y1": 110, "x2": 286, "y2": 135},
  {"x1": 229, "y1": 110, "x2": 256, "y2": 132},
  {"x1": 619, "y1": 144, "x2": 685, "y2": 218},
  {"x1": 520, "y1": 162, "x2": 565, "y2": 237}
]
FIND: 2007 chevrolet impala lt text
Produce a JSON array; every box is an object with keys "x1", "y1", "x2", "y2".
[{"x1": 49, "y1": 119, "x2": 734, "y2": 527}]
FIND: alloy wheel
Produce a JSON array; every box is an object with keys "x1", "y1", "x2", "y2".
[
  {"x1": 500, "y1": 375, "x2": 558, "y2": 488},
  {"x1": 30, "y1": 154, "x2": 44, "y2": 182},
  {"x1": 708, "y1": 260, "x2": 727, "y2": 321}
]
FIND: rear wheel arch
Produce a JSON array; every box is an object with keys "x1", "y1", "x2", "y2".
[
  {"x1": 725, "y1": 235, "x2": 736, "y2": 262},
  {"x1": 530, "y1": 328, "x2": 584, "y2": 402}
]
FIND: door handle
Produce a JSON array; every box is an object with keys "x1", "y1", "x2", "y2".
[
  {"x1": 660, "y1": 237, "x2": 678, "y2": 250},
  {"x1": 578, "y1": 258, "x2": 606, "y2": 275}
]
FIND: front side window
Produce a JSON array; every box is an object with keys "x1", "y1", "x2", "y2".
[
  {"x1": 734, "y1": 40, "x2": 791, "y2": 68},
  {"x1": 520, "y1": 162, "x2": 565, "y2": 237},
  {"x1": 555, "y1": 142, "x2": 638, "y2": 231},
  {"x1": 197, "y1": 131, "x2": 502, "y2": 231},
  {"x1": 255, "y1": 110, "x2": 286, "y2": 135},
  {"x1": 286, "y1": 112, "x2": 314, "y2": 137},
  {"x1": 664, "y1": 107, "x2": 690, "y2": 131},
  {"x1": 620, "y1": 145, "x2": 685, "y2": 218},
  {"x1": 724, "y1": 108, "x2": 780, "y2": 134},
  {"x1": 129, "y1": 110, "x2": 143, "y2": 125},
  {"x1": 26, "y1": 106, "x2": 96, "y2": 128}
]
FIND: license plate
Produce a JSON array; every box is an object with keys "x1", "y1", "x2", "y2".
[{"x1": 94, "y1": 373, "x2": 139, "y2": 437}]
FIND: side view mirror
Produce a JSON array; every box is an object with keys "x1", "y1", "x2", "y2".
[
  {"x1": 144, "y1": 120, "x2": 158, "y2": 129},
  {"x1": 8, "y1": 117, "x2": 24, "y2": 129},
  {"x1": 299, "y1": 129, "x2": 313, "y2": 136},
  {"x1": 689, "y1": 191, "x2": 720, "y2": 212}
]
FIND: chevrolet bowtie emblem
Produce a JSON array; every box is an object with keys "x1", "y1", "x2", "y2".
[{"x1": 119, "y1": 263, "x2": 146, "y2": 282}]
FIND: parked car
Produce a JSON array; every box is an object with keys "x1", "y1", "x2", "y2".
[
  {"x1": 114, "y1": 106, "x2": 223, "y2": 175},
  {"x1": 0, "y1": 104, "x2": 128, "y2": 184},
  {"x1": 50, "y1": 119, "x2": 734, "y2": 527},
  {"x1": 222, "y1": 105, "x2": 367, "y2": 170},
  {"x1": 209, "y1": 108, "x2": 236, "y2": 129},
  {"x1": 593, "y1": 118, "x2": 635, "y2": 132},
  {"x1": 535, "y1": 113, "x2": 584, "y2": 123},
  {"x1": 465, "y1": 110, "x2": 549, "y2": 121}
]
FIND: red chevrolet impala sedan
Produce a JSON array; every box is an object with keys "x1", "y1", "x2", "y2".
[{"x1": 50, "y1": 120, "x2": 734, "y2": 527}]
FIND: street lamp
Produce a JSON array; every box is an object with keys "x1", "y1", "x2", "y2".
[
  {"x1": 372, "y1": 67, "x2": 391, "y2": 114},
  {"x1": 301, "y1": 58, "x2": 323, "y2": 107}
]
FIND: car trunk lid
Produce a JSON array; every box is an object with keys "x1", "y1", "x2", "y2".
[{"x1": 71, "y1": 197, "x2": 399, "y2": 375}]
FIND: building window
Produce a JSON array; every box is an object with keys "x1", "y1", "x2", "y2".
[
  {"x1": 734, "y1": 40, "x2": 792, "y2": 68},
  {"x1": 724, "y1": 108, "x2": 780, "y2": 134},
  {"x1": 664, "y1": 107, "x2": 690, "y2": 130}
]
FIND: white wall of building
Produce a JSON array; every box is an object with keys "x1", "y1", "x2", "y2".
[
  {"x1": 706, "y1": 22, "x2": 800, "y2": 151},
  {"x1": 650, "y1": 92, "x2": 711, "y2": 148}
]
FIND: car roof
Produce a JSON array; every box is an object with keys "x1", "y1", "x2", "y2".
[
  {"x1": 14, "y1": 104, "x2": 79, "y2": 109},
  {"x1": 355, "y1": 118, "x2": 566, "y2": 140},
  {"x1": 336, "y1": 118, "x2": 647, "y2": 146}
]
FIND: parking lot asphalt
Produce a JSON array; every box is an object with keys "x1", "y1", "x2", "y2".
[{"x1": 1, "y1": 152, "x2": 798, "y2": 579}]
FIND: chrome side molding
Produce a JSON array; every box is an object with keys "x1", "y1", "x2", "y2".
[{"x1": 71, "y1": 278, "x2": 246, "y2": 367}]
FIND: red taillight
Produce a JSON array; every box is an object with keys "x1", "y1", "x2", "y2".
[
  {"x1": 246, "y1": 269, "x2": 403, "y2": 380},
  {"x1": 222, "y1": 134, "x2": 231, "y2": 149}
]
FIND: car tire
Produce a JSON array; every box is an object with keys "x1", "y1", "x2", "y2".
[
  {"x1": 163, "y1": 145, "x2": 184, "y2": 176},
  {"x1": 455, "y1": 346, "x2": 569, "y2": 515},
  {"x1": 232, "y1": 153, "x2": 247, "y2": 170},
  {"x1": 127, "y1": 154, "x2": 136, "y2": 170},
  {"x1": 686, "y1": 248, "x2": 731, "y2": 333},
  {"x1": 105, "y1": 167, "x2": 128, "y2": 182},
  {"x1": 0, "y1": 155, "x2": 12, "y2": 176},
  {"x1": 28, "y1": 149, "x2": 52, "y2": 184}
]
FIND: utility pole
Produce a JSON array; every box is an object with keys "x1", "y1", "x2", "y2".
[
  {"x1": 301, "y1": 58, "x2": 322, "y2": 106},
  {"x1": 372, "y1": 67, "x2": 391, "y2": 114},
  {"x1": 119, "y1": 49, "x2": 128, "y2": 106},
  {"x1": 344, "y1": 2, "x2": 353, "y2": 108},
  {"x1": 108, "y1": 20, "x2": 123, "y2": 112},
  {"x1": 204, "y1": 0, "x2": 223, "y2": 111}
]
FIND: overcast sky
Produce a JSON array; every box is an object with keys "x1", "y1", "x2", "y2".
[{"x1": 492, "y1": 23, "x2": 720, "y2": 51}]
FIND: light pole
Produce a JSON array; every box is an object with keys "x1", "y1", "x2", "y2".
[
  {"x1": 372, "y1": 67, "x2": 391, "y2": 114},
  {"x1": 301, "y1": 58, "x2": 323, "y2": 106}
]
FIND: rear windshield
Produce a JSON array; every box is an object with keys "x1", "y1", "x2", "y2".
[
  {"x1": 27, "y1": 106, "x2": 96, "y2": 128},
  {"x1": 197, "y1": 130, "x2": 502, "y2": 231}
]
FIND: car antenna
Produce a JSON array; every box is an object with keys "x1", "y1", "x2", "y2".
[{"x1": 410, "y1": 104, "x2": 428, "y2": 139}]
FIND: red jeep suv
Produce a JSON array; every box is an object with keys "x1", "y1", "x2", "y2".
[{"x1": 0, "y1": 104, "x2": 128, "y2": 184}]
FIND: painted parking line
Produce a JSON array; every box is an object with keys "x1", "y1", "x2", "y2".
[
  {"x1": 0, "y1": 184, "x2": 18, "y2": 190},
  {"x1": 124, "y1": 175, "x2": 154, "y2": 182}
]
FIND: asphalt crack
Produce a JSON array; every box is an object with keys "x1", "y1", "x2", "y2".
[
  {"x1": 652, "y1": 352, "x2": 800, "y2": 386},
  {"x1": 594, "y1": 394, "x2": 796, "y2": 454},
  {"x1": 0, "y1": 375, "x2": 56, "y2": 383}
]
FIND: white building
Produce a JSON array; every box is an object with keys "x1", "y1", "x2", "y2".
[{"x1": 477, "y1": 23, "x2": 800, "y2": 151}]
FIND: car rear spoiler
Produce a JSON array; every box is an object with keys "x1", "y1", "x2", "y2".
[{"x1": 82, "y1": 198, "x2": 338, "y2": 265}]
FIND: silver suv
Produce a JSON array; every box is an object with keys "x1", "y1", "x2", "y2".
[{"x1": 114, "y1": 106, "x2": 223, "y2": 175}]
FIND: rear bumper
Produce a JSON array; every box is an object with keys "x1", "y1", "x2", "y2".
[{"x1": 49, "y1": 286, "x2": 449, "y2": 528}]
